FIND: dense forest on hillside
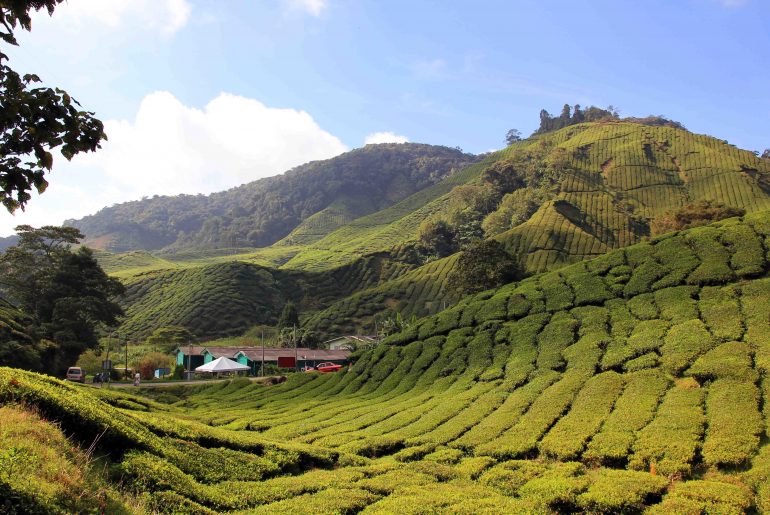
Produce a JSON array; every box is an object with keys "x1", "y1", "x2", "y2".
[{"x1": 67, "y1": 144, "x2": 477, "y2": 252}]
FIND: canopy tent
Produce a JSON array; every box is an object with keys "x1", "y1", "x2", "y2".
[{"x1": 195, "y1": 356, "x2": 250, "y2": 374}]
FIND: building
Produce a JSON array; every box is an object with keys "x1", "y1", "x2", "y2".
[
  {"x1": 323, "y1": 335, "x2": 377, "y2": 351},
  {"x1": 175, "y1": 346, "x2": 351, "y2": 376}
]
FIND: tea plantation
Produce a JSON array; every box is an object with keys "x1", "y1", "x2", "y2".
[
  {"x1": 3, "y1": 212, "x2": 770, "y2": 513},
  {"x1": 103, "y1": 120, "x2": 770, "y2": 340}
]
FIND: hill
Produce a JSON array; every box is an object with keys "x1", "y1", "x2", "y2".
[
  {"x1": 258, "y1": 121, "x2": 770, "y2": 274},
  {"x1": 66, "y1": 144, "x2": 477, "y2": 252},
  {"x1": 117, "y1": 253, "x2": 414, "y2": 340},
  {"x1": 98, "y1": 120, "x2": 770, "y2": 340},
  {"x1": 3, "y1": 212, "x2": 770, "y2": 513}
]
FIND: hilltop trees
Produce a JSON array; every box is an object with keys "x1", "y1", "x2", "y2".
[
  {"x1": 505, "y1": 129, "x2": 522, "y2": 145},
  {"x1": 0, "y1": 1, "x2": 106, "y2": 212},
  {"x1": 0, "y1": 225, "x2": 124, "y2": 374}
]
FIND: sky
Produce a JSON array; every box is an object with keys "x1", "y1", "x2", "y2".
[{"x1": 1, "y1": 0, "x2": 769, "y2": 236}]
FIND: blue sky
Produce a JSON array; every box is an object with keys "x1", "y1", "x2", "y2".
[{"x1": 1, "y1": 0, "x2": 769, "y2": 235}]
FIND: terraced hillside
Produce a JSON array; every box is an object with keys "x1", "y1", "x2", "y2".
[
  {"x1": 118, "y1": 253, "x2": 415, "y2": 340},
  {"x1": 497, "y1": 122, "x2": 770, "y2": 272},
  {"x1": 281, "y1": 122, "x2": 770, "y2": 274},
  {"x1": 4, "y1": 213, "x2": 770, "y2": 513}
]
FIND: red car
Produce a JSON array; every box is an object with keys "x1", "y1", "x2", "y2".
[{"x1": 314, "y1": 362, "x2": 343, "y2": 373}]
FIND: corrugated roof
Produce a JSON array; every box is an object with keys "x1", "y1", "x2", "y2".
[
  {"x1": 177, "y1": 346, "x2": 351, "y2": 361},
  {"x1": 237, "y1": 348, "x2": 351, "y2": 361}
]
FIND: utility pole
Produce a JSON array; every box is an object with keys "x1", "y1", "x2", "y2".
[
  {"x1": 187, "y1": 341, "x2": 192, "y2": 380},
  {"x1": 124, "y1": 336, "x2": 128, "y2": 381},
  {"x1": 294, "y1": 324, "x2": 298, "y2": 372},
  {"x1": 106, "y1": 331, "x2": 112, "y2": 389},
  {"x1": 261, "y1": 329, "x2": 265, "y2": 377}
]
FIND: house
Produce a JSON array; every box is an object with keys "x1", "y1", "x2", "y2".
[
  {"x1": 175, "y1": 345, "x2": 351, "y2": 376},
  {"x1": 323, "y1": 335, "x2": 377, "y2": 351},
  {"x1": 175, "y1": 345, "x2": 206, "y2": 370},
  {"x1": 234, "y1": 347, "x2": 351, "y2": 375}
]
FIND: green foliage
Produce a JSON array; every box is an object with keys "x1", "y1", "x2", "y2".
[
  {"x1": 2, "y1": 215, "x2": 770, "y2": 512},
  {"x1": 660, "y1": 319, "x2": 714, "y2": 375},
  {"x1": 576, "y1": 469, "x2": 668, "y2": 513},
  {"x1": 146, "y1": 326, "x2": 194, "y2": 352},
  {"x1": 446, "y1": 239, "x2": 520, "y2": 296},
  {"x1": 701, "y1": 379, "x2": 763, "y2": 467},
  {"x1": 652, "y1": 200, "x2": 745, "y2": 236},
  {"x1": 0, "y1": 1, "x2": 106, "y2": 212},
  {"x1": 629, "y1": 386, "x2": 706, "y2": 476},
  {"x1": 584, "y1": 370, "x2": 669, "y2": 464},
  {"x1": 0, "y1": 226, "x2": 124, "y2": 374}
]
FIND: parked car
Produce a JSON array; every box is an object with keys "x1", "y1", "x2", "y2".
[
  {"x1": 315, "y1": 362, "x2": 343, "y2": 373},
  {"x1": 66, "y1": 367, "x2": 86, "y2": 383}
]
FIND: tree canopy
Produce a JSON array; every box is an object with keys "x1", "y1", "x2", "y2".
[
  {"x1": 446, "y1": 239, "x2": 521, "y2": 296},
  {"x1": 0, "y1": 225, "x2": 124, "y2": 374},
  {"x1": 505, "y1": 129, "x2": 521, "y2": 145},
  {"x1": 651, "y1": 200, "x2": 745, "y2": 236},
  {"x1": 0, "y1": 0, "x2": 106, "y2": 212},
  {"x1": 277, "y1": 301, "x2": 299, "y2": 330}
]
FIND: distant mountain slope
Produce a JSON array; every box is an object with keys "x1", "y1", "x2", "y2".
[
  {"x1": 67, "y1": 144, "x2": 477, "y2": 252},
  {"x1": 271, "y1": 122, "x2": 770, "y2": 274}
]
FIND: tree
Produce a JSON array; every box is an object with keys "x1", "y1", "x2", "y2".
[
  {"x1": 146, "y1": 326, "x2": 194, "y2": 352},
  {"x1": 418, "y1": 219, "x2": 457, "y2": 258},
  {"x1": 134, "y1": 351, "x2": 173, "y2": 380},
  {"x1": 446, "y1": 239, "x2": 521, "y2": 296},
  {"x1": 505, "y1": 129, "x2": 522, "y2": 145},
  {"x1": 0, "y1": 225, "x2": 124, "y2": 374},
  {"x1": 277, "y1": 301, "x2": 299, "y2": 330},
  {"x1": 651, "y1": 200, "x2": 745, "y2": 236},
  {"x1": 762, "y1": 149, "x2": 770, "y2": 160},
  {"x1": 0, "y1": 1, "x2": 106, "y2": 212}
]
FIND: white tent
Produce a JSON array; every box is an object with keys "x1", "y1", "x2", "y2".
[{"x1": 195, "y1": 356, "x2": 250, "y2": 374}]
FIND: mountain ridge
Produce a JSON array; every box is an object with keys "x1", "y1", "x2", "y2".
[{"x1": 66, "y1": 143, "x2": 478, "y2": 252}]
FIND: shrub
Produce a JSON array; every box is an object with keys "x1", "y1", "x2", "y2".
[
  {"x1": 701, "y1": 379, "x2": 762, "y2": 467},
  {"x1": 629, "y1": 386, "x2": 705, "y2": 477},
  {"x1": 686, "y1": 341, "x2": 756, "y2": 381},
  {"x1": 660, "y1": 319, "x2": 715, "y2": 375},
  {"x1": 538, "y1": 371, "x2": 624, "y2": 460},
  {"x1": 583, "y1": 370, "x2": 670, "y2": 465},
  {"x1": 576, "y1": 469, "x2": 668, "y2": 513},
  {"x1": 536, "y1": 312, "x2": 578, "y2": 370}
]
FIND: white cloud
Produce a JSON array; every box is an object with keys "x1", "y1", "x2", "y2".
[
  {"x1": 0, "y1": 92, "x2": 348, "y2": 236},
  {"x1": 364, "y1": 132, "x2": 410, "y2": 145},
  {"x1": 93, "y1": 91, "x2": 348, "y2": 195},
  {"x1": 30, "y1": 0, "x2": 191, "y2": 35},
  {"x1": 286, "y1": 0, "x2": 328, "y2": 16}
]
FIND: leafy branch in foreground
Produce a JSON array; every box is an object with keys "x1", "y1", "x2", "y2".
[{"x1": 0, "y1": 0, "x2": 106, "y2": 212}]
